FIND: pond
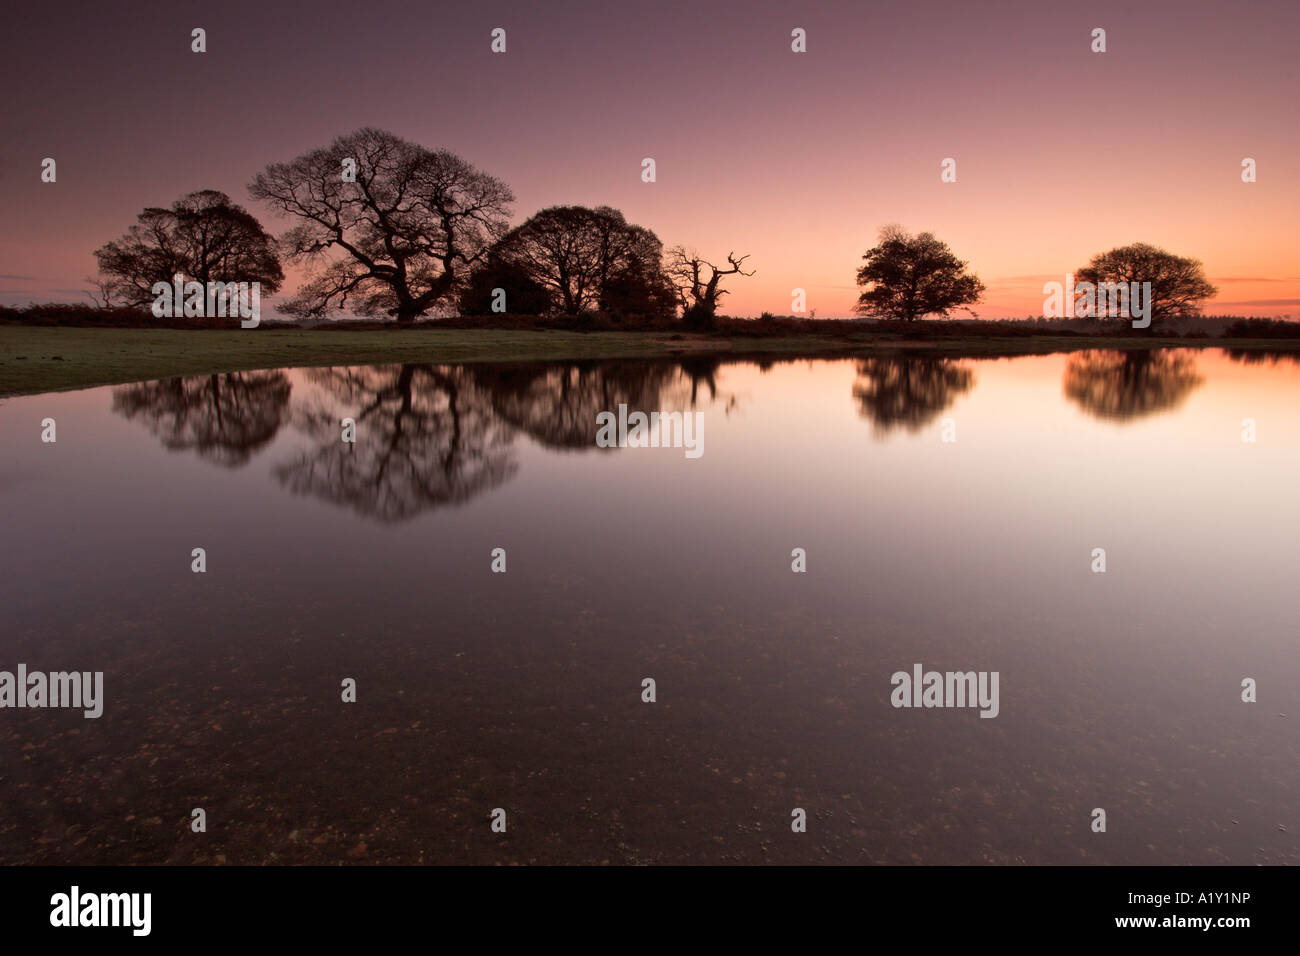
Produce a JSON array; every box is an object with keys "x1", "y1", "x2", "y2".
[{"x1": 1, "y1": 349, "x2": 1297, "y2": 863}]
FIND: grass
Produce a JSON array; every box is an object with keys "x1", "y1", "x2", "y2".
[{"x1": 2, "y1": 324, "x2": 1299, "y2": 397}]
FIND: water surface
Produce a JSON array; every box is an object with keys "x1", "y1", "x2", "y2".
[{"x1": 1, "y1": 349, "x2": 1297, "y2": 864}]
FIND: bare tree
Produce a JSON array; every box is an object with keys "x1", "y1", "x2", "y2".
[
  {"x1": 665, "y1": 247, "x2": 754, "y2": 325},
  {"x1": 249, "y1": 128, "x2": 513, "y2": 322},
  {"x1": 83, "y1": 275, "x2": 117, "y2": 309}
]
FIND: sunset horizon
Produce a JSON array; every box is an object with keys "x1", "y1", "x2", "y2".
[{"x1": 3, "y1": 0, "x2": 1297, "y2": 320}]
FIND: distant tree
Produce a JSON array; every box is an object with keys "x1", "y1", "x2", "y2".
[
  {"x1": 249, "y1": 128, "x2": 513, "y2": 321},
  {"x1": 93, "y1": 190, "x2": 283, "y2": 307},
  {"x1": 458, "y1": 255, "x2": 553, "y2": 316},
  {"x1": 854, "y1": 225, "x2": 984, "y2": 321},
  {"x1": 492, "y1": 206, "x2": 673, "y2": 317},
  {"x1": 1075, "y1": 243, "x2": 1217, "y2": 321},
  {"x1": 83, "y1": 275, "x2": 118, "y2": 309},
  {"x1": 665, "y1": 248, "x2": 754, "y2": 327}
]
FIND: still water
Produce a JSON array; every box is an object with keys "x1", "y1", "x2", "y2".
[{"x1": 1, "y1": 349, "x2": 1297, "y2": 864}]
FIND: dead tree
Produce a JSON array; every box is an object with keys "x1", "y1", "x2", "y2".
[{"x1": 666, "y1": 247, "x2": 754, "y2": 325}]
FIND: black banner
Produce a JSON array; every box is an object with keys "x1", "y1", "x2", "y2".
[{"x1": 0, "y1": 865, "x2": 1274, "y2": 943}]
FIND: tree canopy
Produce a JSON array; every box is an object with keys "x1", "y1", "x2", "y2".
[
  {"x1": 491, "y1": 205, "x2": 674, "y2": 319},
  {"x1": 1075, "y1": 243, "x2": 1217, "y2": 321},
  {"x1": 93, "y1": 190, "x2": 283, "y2": 307},
  {"x1": 854, "y1": 225, "x2": 984, "y2": 321}
]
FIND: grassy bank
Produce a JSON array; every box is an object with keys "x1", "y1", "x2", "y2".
[{"x1": 2, "y1": 324, "x2": 1298, "y2": 397}]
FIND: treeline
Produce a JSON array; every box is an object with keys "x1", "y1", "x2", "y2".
[
  {"x1": 83, "y1": 129, "x2": 753, "y2": 329},
  {"x1": 40, "y1": 127, "x2": 1242, "y2": 327}
]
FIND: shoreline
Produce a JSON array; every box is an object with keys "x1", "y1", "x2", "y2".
[{"x1": 2, "y1": 325, "x2": 1298, "y2": 397}]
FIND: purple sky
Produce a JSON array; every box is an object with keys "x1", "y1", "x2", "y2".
[{"x1": 3, "y1": 0, "x2": 1297, "y2": 317}]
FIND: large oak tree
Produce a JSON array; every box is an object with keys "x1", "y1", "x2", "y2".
[{"x1": 250, "y1": 128, "x2": 513, "y2": 321}]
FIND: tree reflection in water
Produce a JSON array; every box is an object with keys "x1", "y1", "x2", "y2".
[
  {"x1": 467, "y1": 361, "x2": 681, "y2": 450},
  {"x1": 1062, "y1": 349, "x2": 1203, "y2": 422},
  {"x1": 275, "y1": 364, "x2": 518, "y2": 523},
  {"x1": 852, "y1": 356, "x2": 976, "y2": 437},
  {"x1": 111, "y1": 371, "x2": 291, "y2": 467}
]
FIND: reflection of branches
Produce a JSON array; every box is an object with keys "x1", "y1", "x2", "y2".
[
  {"x1": 112, "y1": 371, "x2": 290, "y2": 466},
  {"x1": 852, "y1": 356, "x2": 975, "y2": 437},
  {"x1": 1062, "y1": 349, "x2": 1203, "y2": 422},
  {"x1": 470, "y1": 359, "x2": 734, "y2": 449},
  {"x1": 276, "y1": 364, "x2": 517, "y2": 522}
]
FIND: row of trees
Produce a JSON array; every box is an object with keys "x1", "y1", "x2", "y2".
[
  {"x1": 91, "y1": 127, "x2": 1219, "y2": 324},
  {"x1": 854, "y1": 227, "x2": 1218, "y2": 322},
  {"x1": 93, "y1": 128, "x2": 753, "y2": 326}
]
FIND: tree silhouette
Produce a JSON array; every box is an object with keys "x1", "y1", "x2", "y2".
[
  {"x1": 1062, "y1": 349, "x2": 1204, "y2": 421},
  {"x1": 665, "y1": 248, "x2": 754, "y2": 327},
  {"x1": 491, "y1": 206, "x2": 673, "y2": 318},
  {"x1": 855, "y1": 225, "x2": 984, "y2": 321},
  {"x1": 111, "y1": 371, "x2": 291, "y2": 466},
  {"x1": 1075, "y1": 243, "x2": 1217, "y2": 322},
  {"x1": 250, "y1": 129, "x2": 513, "y2": 322},
  {"x1": 275, "y1": 365, "x2": 517, "y2": 521},
  {"x1": 852, "y1": 356, "x2": 975, "y2": 436},
  {"x1": 93, "y1": 190, "x2": 283, "y2": 307}
]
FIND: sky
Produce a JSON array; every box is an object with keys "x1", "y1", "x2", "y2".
[{"x1": 2, "y1": 0, "x2": 1297, "y2": 318}]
